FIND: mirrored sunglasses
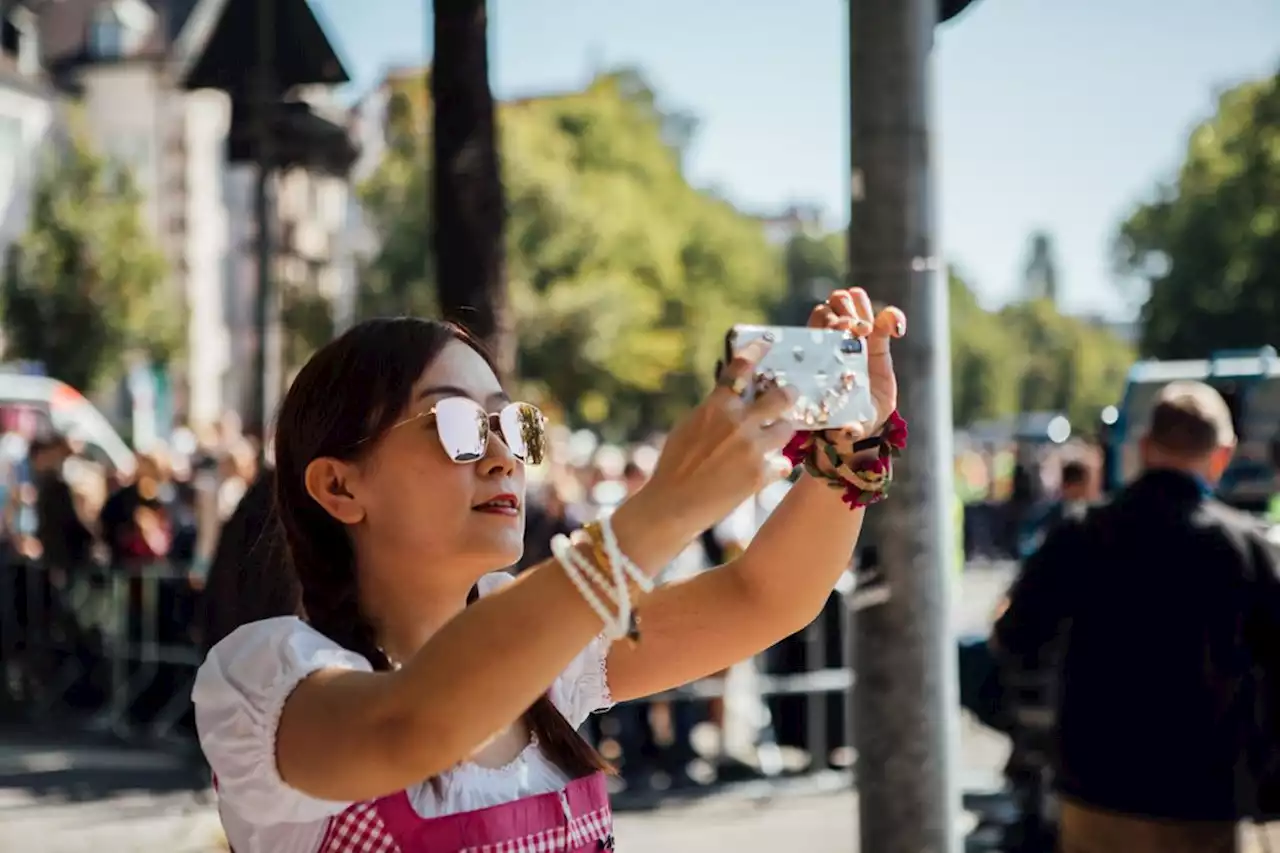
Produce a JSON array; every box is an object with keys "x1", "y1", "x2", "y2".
[{"x1": 402, "y1": 397, "x2": 548, "y2": 465}]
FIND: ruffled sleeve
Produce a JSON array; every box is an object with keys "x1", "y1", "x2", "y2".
[
  {"x1": 191, "y1": 616, "x2": 374, "y2": 826},
  {"x1": 477, "y1": 572, "x2": 614, "y2": 729}
]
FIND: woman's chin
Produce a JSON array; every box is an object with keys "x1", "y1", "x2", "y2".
[{"x1": 466, "y1": 525, "x2": 526, "y2": 570}]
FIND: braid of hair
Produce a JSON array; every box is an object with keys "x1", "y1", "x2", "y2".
[
  {"x1": 289, "y1": 506, "x2": 392, "y2": 673},
  {"x1": 465, "y1": 584, "x2": 614, "y2": 780}
]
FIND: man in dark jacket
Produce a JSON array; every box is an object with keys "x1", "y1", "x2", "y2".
[{"x1": 994, "y1": 380, "x2": 1280, "y2": 853}]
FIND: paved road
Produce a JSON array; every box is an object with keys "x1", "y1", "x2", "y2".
[{"x1": 0, "y1": 565, "x2": 1019, "y2": 852}]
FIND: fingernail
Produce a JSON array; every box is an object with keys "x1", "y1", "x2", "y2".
[
  {"x1": 854, "y1": 320, "x2": 874, "y2": 336},
  {"x1": 890, "y1": 309, "x2": 906, "y2": 337}
]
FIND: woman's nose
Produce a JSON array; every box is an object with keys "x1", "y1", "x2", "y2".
[{"x1": 477, "y1": 425, "x2": 517, "y2": 478}]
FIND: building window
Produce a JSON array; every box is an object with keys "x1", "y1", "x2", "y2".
[{"x1": 90, "y1": 8, "x2": 126, "y2": 58}]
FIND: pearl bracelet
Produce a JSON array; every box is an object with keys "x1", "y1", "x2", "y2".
[{"x1": 550, "y1": 534, "x2": 631, "y2": 640}]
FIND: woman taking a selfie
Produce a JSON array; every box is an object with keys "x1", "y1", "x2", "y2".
[{"x1": 194, "y1": 288, "x2": 907, "y2": 853}]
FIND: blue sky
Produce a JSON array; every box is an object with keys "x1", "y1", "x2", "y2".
[{"x1": 312, "y1": 0, "x2": 1280, "y2": 319}]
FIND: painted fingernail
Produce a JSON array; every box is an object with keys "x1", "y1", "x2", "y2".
[{"x1": 890, "y1": 309, "x2": 906, "y2": 337}]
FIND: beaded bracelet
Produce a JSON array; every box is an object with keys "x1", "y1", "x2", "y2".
[
  {"x1": 581, "y1": 518, "x2": 648, "y2": 643},
  {"x1": 551, "y1": 517, "x2": 649, "y2": 643},
  {"x1": 550, "y1": 534, "x2": 630, "y2": 640},
  {"x1": 782, "y1": 410, "x2": 909, "y2": 509}
]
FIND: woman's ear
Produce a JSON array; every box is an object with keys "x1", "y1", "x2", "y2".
[{"x1": 303, "y1": 457, "x2": 367, "y2": 525}]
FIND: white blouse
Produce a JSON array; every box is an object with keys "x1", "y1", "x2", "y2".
[{"x1": 192, "y1": 571, "x2": 612, "y2": 853}]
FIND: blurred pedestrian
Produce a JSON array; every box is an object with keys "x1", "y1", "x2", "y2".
[
  {"x1": 31, "y1": 435, "x2": 94, "y2": 584},
  {"x1": 994, "y1": 381, "x2": 1280, "y2": 853}
]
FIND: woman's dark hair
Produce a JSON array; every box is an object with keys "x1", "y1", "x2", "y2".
[
  {"x1": 270, "y1": 317, "x2": 609, "y2": 781},
  {"x1": 202, "y1": 470, "x2": 292, "y2": 651}
]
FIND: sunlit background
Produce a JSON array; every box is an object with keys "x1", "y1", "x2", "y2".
[{"x1": 0, "y1": 0, "x2": 1278, "y2": 850}]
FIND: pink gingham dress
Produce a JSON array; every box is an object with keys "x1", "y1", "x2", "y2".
[{"x1": 194, "y1": 573, "x2": 615, "y2": 853}]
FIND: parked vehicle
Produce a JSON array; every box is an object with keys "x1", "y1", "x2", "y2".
[
  {"x1": 0, "y1": 373, "x2": 136, "y2": 476},
  {"x1": 1106, "y1": 346, "x2": 1279, "y2": 512}
]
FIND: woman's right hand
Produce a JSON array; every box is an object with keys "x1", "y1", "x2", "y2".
[{"x1": 612, "y1": 340, "x2": 798, "y2": 571}]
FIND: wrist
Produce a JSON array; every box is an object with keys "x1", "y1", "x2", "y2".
[{"x1": 609, "y1": 484, "x2": 699, "y2": 578}]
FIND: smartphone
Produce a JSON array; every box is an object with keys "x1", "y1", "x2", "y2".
[{"x1": 724, "y1": 324, "x2": 876, "y2": 430}]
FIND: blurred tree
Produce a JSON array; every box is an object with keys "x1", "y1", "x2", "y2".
[
  {"x1": 1115, "y1": 72, "x2": 1280, "y2": 357},
  {"x1": 771, "y1": 241, "x2": 1131, "y2": 428},
  {"x1": 280, "y1": 288, "x2": 335, "y2": 379},
  {"x1": 432, "y1": 0, "x2": 513, "y2": 377},
  {"x1": 776, "y1": 231, "x2": 845, "y2": 325},
  {"x1": 1, "y1": 136, "x2": 180, "y2": 391},
  {"x1": 999, "y1": 298, "x2": 1132, "y2": 427},
  {"x1": 1021, "y1": 230, "x2": 1060, "y2": 304},
  {"x1": 950, "y1": 269, "x2": 1020, "y2": 425},
  {"x1": 357, "y1": 87, "x2": 437, "y2": 321},
  {"x1": 362, "y1": 70, "x2": 783, "y2": 436}
]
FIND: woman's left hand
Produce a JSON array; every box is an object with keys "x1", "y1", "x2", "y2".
[{"x1": 807, "y1": 287, "x2": 905, "y2": 441}]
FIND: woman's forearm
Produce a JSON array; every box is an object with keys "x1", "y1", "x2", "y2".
[
  {"x1": 732, "y1": 471, "x2": 867, "y2": 630},
  {"x1": 391, "y1": 486, "x2": 697, "y2": 730},
  {"x1": 277, "y1": 486, "x2": 700, "y2": 800}
]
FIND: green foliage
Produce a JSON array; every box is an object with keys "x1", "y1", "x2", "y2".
[
  {"x1": 785, "y1": 237, "x2": 1132, "y2": 428},
  {"x1": 998, "y1": 298, "x2": 1133, "y2": 428},
  {"x1": 775, "y1": 231, "x2": 844, "y2": 325},
  {"x1": 2, "y1": 136, "x2": 180, "y2": 391},
  {"x1": 281, "y1": 289, "x2": 336, "y2": 375},
  {"x1": 360, "y1": 67, "x2": 1130, "y2": 436},
  {"x1": 356, "y1": 87, "x2": 437, "y2": 321},
  {"x1": 1115, "y1": 71, "x2": 1280, "y2": 357},
  {"x1": 950, "y1": 270, "x2": 1020, "y2": 425},
  {"x1": 360, "y1": 70, "x2": 783, "y2": 436}
]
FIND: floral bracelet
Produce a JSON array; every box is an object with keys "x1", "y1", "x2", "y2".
[{"x1": 781, "y1": 411, "x2": 909, "y2": 509}]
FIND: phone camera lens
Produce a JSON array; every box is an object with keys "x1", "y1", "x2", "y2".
[{"x1": 840, "y1": 337, "x2": 863, "y2": 355}]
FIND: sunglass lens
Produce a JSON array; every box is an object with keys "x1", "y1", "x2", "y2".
[
  {"x1": 434, "y1": 397, "x2": 488, "y2": 463},
  {"x1": 499, "y1": 403, "x2": 547, "y2": 465}
]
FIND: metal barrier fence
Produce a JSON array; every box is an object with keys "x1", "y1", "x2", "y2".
[
  {"x1": 0, "y1": 552, "x2": 1053, "y2": 847},
  {"x1": 0, "y1": 556, "x2": 887, "y2": 786},
  {"x1": 0, "y1": 557, "x2": 203, "y2": 747}
]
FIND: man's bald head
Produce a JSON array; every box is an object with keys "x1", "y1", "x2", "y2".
[{"x1": 1140, "y1": 381, "x2": 1236, "y2": 480}]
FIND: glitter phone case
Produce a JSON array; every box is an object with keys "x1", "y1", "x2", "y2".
[{"x1": 725, "y1": 324, "x2": 877, "y2": 430}]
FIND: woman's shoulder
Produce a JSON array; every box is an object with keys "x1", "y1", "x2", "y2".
[{"x1": 194, "y1": 616, "x2": 374, "y2": 703}]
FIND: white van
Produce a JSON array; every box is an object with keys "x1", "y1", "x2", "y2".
[{"x1": 0, "y1": 374, "x2": 136, "y2": 476}]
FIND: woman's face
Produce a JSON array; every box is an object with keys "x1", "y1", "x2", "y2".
[{"x1": 349, "y1": 339, "x2": 527, "y2": 576}]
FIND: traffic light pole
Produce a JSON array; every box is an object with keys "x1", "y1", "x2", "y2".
[{"x1": 847, "y1": 0, "x2": 962, "y2": 850}]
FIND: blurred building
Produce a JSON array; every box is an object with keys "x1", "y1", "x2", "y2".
[
  {"x1": 36, "y1": 0, "x2": 229, "y2": 427},
  {"x1": 222, "y1": 84, "x2": 355, "y2": 411},
  {"x1": 334, "y1": 73, "x2": 401, "y2": 334},
  {"x1": 0, "y1": 0, "x2": 56, "y2": 257},
  {"x1": 20, "y1": 0, "x2": 356, "y2": 433}
]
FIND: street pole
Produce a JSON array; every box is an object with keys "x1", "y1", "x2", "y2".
[
  {"x1": 847, "y1": 0, "x2": 961, "y2": 850},
  {"x1": 250, "y1": 0, "x2": 276, "y2": 455}
]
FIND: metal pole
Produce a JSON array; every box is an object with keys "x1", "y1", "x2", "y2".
[
  {"x1": 847, "y1": 0, "x2": 961, "y2": 850},
  {"x1": 250, "y1": 0, "x2": 276, "y2": 451}
]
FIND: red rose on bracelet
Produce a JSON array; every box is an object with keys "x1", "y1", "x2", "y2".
[
  {"x1": 782, "y1": 432, "x2": 815, "y2": 468},
  {"x1": 881, "y1": 410, "x2": 908, "y2": 453}
]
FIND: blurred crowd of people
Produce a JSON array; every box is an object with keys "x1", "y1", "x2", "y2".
[
  {"x1": 0, "y1": 414, "x2": 1115, "y2": 799},
  {"x1": 1, "y1": 417, "x2": 837, "y2": 793},
  {"x1": 4, "y1": 419, "x2": 261, "y2": 582}
]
